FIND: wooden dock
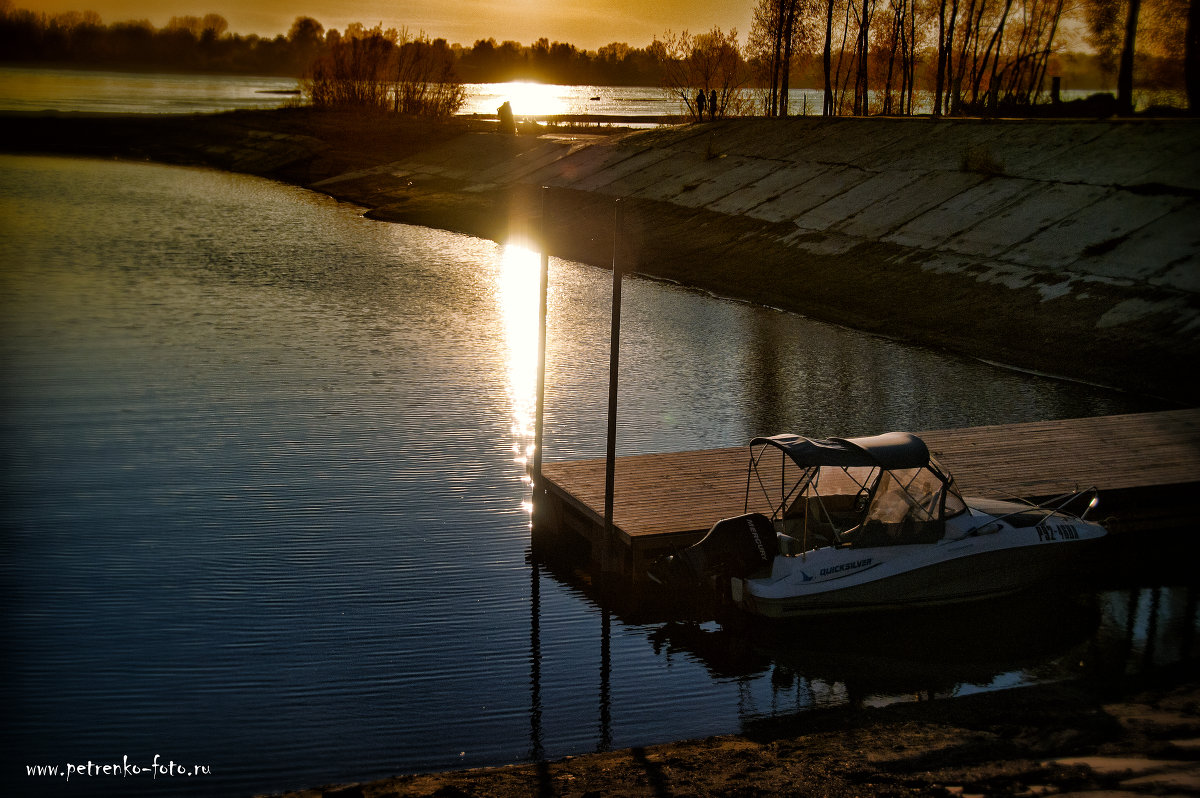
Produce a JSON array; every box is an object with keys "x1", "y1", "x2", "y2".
[{"x1": 530, "y1": 409, "x2": 1200, "y2": 582}]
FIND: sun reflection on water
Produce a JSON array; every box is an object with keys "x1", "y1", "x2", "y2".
[
  {"x1": 497, "y1": 243, "x2": 542, "y2": 503},
  {"x1": 491, "y1": 81, "x2": 571, "y2": 117}
]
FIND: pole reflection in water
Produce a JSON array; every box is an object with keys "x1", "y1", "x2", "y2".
[
  {"x1": 599, "y1": 605, "x2": 613, "y2": 752},
  {"x1": 1094, "y1": 583, "x2": 1198, "y2": 678},
  {"x1": 529, "y1": 557, "x2": 544, "y2": 762}
]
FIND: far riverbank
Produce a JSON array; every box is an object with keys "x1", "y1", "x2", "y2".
[{"x1": 3, "y1": 108, "x2": 1197, "y2": 404}]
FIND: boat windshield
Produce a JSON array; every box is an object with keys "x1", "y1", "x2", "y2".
[
  {"x1": 771, "y1": 465, "x2": 878, "y2": 547},
  {"x1": 746, "y1": 433, "x2": 966, "y2": 550},
  {"x1": 854, "y1": 461, "x2": 966, "y2": 545}
]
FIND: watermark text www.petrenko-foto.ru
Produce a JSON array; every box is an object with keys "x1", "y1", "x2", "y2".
[{"x1": 26, "y1": 755, "x2": 211, "y2": 782}]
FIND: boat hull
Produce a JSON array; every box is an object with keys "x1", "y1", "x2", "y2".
[{"x1": 732, "y1": 524, "x2": 1106, "y2": 618}]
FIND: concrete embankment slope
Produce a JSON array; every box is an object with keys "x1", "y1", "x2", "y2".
[{"x1": 316, "y1": 117, "x2": 1200, "y2": 403}]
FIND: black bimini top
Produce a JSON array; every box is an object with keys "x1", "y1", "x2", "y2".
[{"x1": 750, "y1": 432, "x2": 930, "y2": 470}]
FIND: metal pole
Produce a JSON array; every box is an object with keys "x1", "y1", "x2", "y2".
[
  {"x1": 532, "y1": 186, "x2": 549, "y2": 482},
  {"x1": 603, "y1": 200, "x2": 623, "y2": 538}
]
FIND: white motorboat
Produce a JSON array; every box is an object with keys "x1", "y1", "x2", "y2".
[{"x1": 647, "y1": 431, "x2": 1108, "y2": 618}]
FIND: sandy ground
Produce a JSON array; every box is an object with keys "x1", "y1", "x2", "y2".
[{"x1": 261, "y1": 670, "x2": 1200, "y2": 797}]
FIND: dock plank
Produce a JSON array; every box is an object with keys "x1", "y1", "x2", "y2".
[{"x1": 536, "y1": 410, "x2": 1200, "y2": 553}]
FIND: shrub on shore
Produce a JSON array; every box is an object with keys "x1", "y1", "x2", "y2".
[{"x1": 305, "y1": 28, "x2": 465, "y2": 118}]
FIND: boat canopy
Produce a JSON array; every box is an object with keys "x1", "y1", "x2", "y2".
[{"x1": 750, "y1": 432, "x2": 930, "y2": 471}]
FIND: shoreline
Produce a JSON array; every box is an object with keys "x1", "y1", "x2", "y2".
[
  {"x1": 2, "y1": 108, "x2": 1198, "y2": 404},
  {"x1": 257, "y1": 668, "x2": 1200, "y2": 797}
]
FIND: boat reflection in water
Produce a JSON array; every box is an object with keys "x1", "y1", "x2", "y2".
[
  {"x1": 646, "y1": 588, "x2": 1102, "y2": 707},
  {"x1": 530, "y1": 542, "x2": 1196, "y2": 748}
]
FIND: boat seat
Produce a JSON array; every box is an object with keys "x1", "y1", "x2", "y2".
[{"x1": 783, "y1": 495, "x2": 859, "y2": 542}]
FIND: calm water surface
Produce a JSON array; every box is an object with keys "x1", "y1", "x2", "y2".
[
  {"x1": 0, "y1": 66, "x2": 303, "y2": 114},
  {"x1": 1, "y1": 66, "x2": 1142, "y2": 119},
  {"x1": 0, "y1": 154, "x2": 1193, "y2": 797}
]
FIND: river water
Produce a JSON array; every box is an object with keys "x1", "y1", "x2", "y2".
[
  {"x1": 0, "y1": 151, "x2": 1194, "y2": 797},
  {"x1": 0, "y1": 66, "x2": 686, "y2": 117},
  {"x1": 0, "y1": 66, "x2": 1123, "y2": 119}
]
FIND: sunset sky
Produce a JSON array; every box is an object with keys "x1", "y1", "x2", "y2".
[{"x1": 18, "y1": 0, "x2": 754, "y2": 50}]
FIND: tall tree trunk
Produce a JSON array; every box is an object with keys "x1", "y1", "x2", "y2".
[
  {"x1": 942, "y1": 0, "x2": 961, "y2": 114},
  {"x1": 854, "y1": 0, "x2": 871, "y2": 114},
  {"x1": 949, "y1": 0, "x2": 978, "y2": 114},
  {"x1": 1117, "y1": 0, "x2": 1141, "y2": 114},
  {"x1": 976, "y1": 0, "x2": 1013, "y2": 108},
  {"x1": 1029, "y1": 0, "x2": 1065, "y2": 104},
  {"x1": 770, "y1": 0, "x2": 783, "y2": 115},
  {"x1": 902, "y1": 0, "x2": 912, "y2": 112},
  {"x1": 883, "y1": 3, "x2": 901, "y2": 113},
  {"x1": 1186, "y1": 0, "x2": 1199, "y2": 110},
  {"x1": 935, "y1": 0, "x2": 948, "y2": 115},
  {"x1": 824, "y1": 0, "x2": 836, "y2": 114},
  {"x1": 780, "y1": 0, "x2": 797, "y2": 115}
]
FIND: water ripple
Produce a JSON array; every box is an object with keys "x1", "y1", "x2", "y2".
[{"x1": 1, "y1": 155, "x2": 1176, "y2": 798}]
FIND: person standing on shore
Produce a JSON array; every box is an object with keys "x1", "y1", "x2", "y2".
[
  {"x1": 696, "y1": 89, "x2": 705, "y2": 121},
  {"x1": 710, "y1": 89, "x2": 717, "y2": 120}
]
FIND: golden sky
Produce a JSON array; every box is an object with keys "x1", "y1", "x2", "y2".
[{"x1": 20, "y1": 0, "x2": 754, "y2": 50}]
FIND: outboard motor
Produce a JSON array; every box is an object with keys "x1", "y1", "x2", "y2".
[{"x1": 648, "y1": 513, "x2": 779, "y2": 589}]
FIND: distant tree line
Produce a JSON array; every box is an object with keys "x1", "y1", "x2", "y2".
[
  {"x1": 0, "y1": 1, "x2": 315, "y2": 74},
  {"x1": 1, "y1": 0, "x2": 1194, "y2": 114},
  {"x1": 746, "y1": 0, "x2": 1197, "y2": 114},
  {"x1": 0, "y1": 2, "x2": 667, "y2": 85},
  {"x1": 456, "y1": 37, "x2": 664, "y2": 85}
]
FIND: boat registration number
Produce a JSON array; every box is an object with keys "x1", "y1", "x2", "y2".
[{"x1": 1035, "y1": 523, "x2": 1080, "y2": 541}]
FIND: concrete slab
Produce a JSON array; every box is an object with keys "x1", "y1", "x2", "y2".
[
  {"x1": 527, "y1": 141, "x2": 633, "y2": 188},
  {"x1": 863, "y1": 119, "x2": 1011, "y2": 172},
  {"x1": 1121, "y1": 764, "x2": 1200, "y2": 791},
  {"x1": 744, "y1": 118, "x2": 846, "y2": 162},
  {"x1": 395, "y1": 132, "x2": 547, "y2": 179},
  {"x1": 838, "y1": 170, "x2": 986, "y2": 239},
  {"x1": 1081, "y1": 202, "x2": 1200, "y2": 291},
  {"x1": 473, "y1": 140, "x2": 576, "y2": 185},
  {"x1": 1050, "y1": 756, "x2": 1193, "y2": 777},
  {"x1": 1034, "y1": 121, "x2": 1200, "y2": 188},
  {"x1": 1002, "y1": 189, "x2": 1185, "y2": 270},
  {"x1": 887, "y1": 176, "x2": 1037, "y2": 249},
  {"x1": 309, "y1": 161, "x2": 405, "y2": 188},
  {"x1": 807, "y1": 118, "x2": 922, "y2": 165},
  {"x1": 622, "y1": 151, "x2": 713, "y2": 200},
  {"x1": 570, "y1": 147, "x2": 678, "y2": 193},
  {"x1": 669, "y1": 157, "x2": 781, "y2": 209},
  {"x1": 1170, "y1": 737, "x2": 1200, "y2": 750},
  {"x1": 661, "y1": 119, "x2": 765, "y2": 156},
  {"x1": 980, "y1": 122, "x2": 1110, "y2": 180},
  {"x1": 707, "y1": 161, "x2": 831, "y2": 216},
  {"x1": 755, "y1": 165, "x2": 872, "y2": 225},
  {"x1": 797, "y1": 169, "x2": 926, "y2": 232},
  {"x1": 940, "y1": 181, "x2": 1110, "y2": 259},
  {"x1": 1106, "y1": 702, "x2": 1200, "y2": 731}
]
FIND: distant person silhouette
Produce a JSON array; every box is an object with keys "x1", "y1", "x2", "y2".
[
  {"x1": 709, "y1": 89, "x2": 717, "y2": 120},
  {"x1": 696, "y1": 89, "x2": 705, "y2": 121},
  {"x1": 497, "y1": 101, "x2": 516, "y2": 134}
]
